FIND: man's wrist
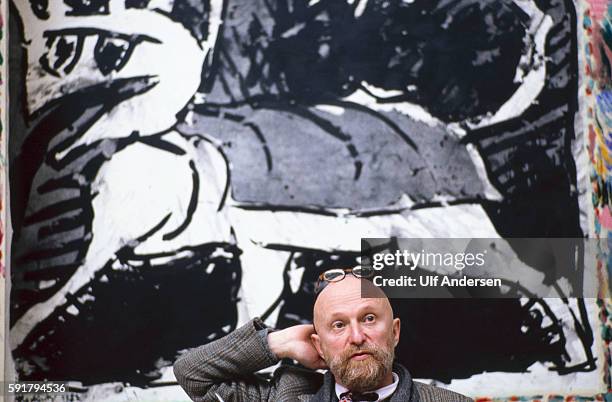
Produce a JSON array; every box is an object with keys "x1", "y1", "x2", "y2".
[
  {"x1": 252, "y1": 317, "x2": 281, "y2": 364},
  {"x1": 267, "y1": 329, "x2": 290, "y2": 360}
]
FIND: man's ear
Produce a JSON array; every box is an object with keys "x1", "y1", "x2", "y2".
[
  {"x1": 311, "y1": 333, "x2": 325, "y2": 359},
  {"x1": 392, "y1": 318, "x2": 401, "y2": 347}
]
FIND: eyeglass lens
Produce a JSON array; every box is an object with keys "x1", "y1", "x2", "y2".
[{"x1": 322, "y1": 269, "x2": 346, "y2": 282}]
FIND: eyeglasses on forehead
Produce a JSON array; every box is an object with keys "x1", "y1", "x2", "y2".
[{"x1": 314, "y1": 266, "x2": 374, "y2": 294}]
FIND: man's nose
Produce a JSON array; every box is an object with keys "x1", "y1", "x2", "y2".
[{"x1": 348, "y1": 324, "x2": 366, "y2": 345}]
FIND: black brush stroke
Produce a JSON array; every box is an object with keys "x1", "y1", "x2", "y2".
[
  {"x1": 233, "y1": 203, "x2": 342, "y2": 216},
  {"x1": 215, "y1": 142, "x2": 232, "y2": 211},
  {"x1": 38, "y1": 214, "x2": 85, "y2": 241},
  {"x1": 327, "y1": 100, "x2": 419, "y2": 151},
  {"x1": 118, "y1": 242, "x2": 235, "y2": 261},
  {"x1": 23, "y1": 196, "x2": 87, "y2": 225},
  {"x1": 37, "y1": 175, "x2": 82, "y2": 193},
  {"x1": 260, "y1": 251, "x2": 294, "y2": 322},
  {"x1": 243, "y1": 122, "x2": 273, "y2": 171},
  {"x1": 22, "y1": 262, "x2": 80, "y2": 280},
  {"x1": 18, "y1": 238, "x2": 84, "y2": 264},
  {"x1": 139, "y1": 133, "x2": 188, "y2": 156},
  {"x1": 163, "y1": 161, "x2": 199, "y2": 241}
]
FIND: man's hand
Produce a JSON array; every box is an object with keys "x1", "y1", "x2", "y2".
[{"x1": 268, "y1": 325, "x2": 328, "y2": 370}]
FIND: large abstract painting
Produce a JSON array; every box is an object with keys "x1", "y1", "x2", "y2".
[{"x1": 7, "y1": 0, "x2": 607, "y2": 398}]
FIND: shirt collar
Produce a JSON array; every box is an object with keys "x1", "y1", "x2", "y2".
[{"x1": 334, "y1": 372, "x2": 399, "y2": 401}]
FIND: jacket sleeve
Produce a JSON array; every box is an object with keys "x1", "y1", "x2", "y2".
[
  {"x1": 173, "y1": 318, "x2": 281, "y2": 401},
  {"x1": 414, "y1": 382, "x2": 474, "y2": 402}
]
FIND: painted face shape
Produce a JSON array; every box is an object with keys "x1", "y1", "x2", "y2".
[
  {"x1": 13, "y1": 0, "x2": 223, "y2": 146},
  {"x1": 312, "y1": 277, "x2": 400, "y2": 392}
]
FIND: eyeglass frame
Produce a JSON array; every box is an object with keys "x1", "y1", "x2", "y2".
[{"x1": 314, "y1": 266, "x2": 374, "y2": 295}]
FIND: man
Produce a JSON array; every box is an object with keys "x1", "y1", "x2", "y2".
[{"x1": 174, "y1": 269, "x2": 472, "y2": 401}]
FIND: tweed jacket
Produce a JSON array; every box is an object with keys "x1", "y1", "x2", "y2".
[{"x1": 174, "y1": 318, "x2": 473, "y2": 402}]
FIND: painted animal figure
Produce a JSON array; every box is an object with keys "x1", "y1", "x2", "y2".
[{"x1": 9, "y1": 0, "x2": 592, "y2": 386}]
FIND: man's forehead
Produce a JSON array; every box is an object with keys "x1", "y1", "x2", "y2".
[
  {"x1": 327, "y1": 297, "x2": 387, "y2": 314},
  {"x1": 313, "y1": 277, "x2": 391, "y2": 319}
]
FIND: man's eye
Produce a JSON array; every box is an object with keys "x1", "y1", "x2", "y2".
[
  {"x1": 364, "y1": 314, "x2": 375, "y2": 323},
  {"x1": 332, "y1": 321, "x2": 344, "y2": 329}
]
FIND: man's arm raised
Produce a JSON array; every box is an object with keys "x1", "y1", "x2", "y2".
[
  {"x1": 173, "y1": 318, "x2": 326, "y2": 401},
  {"x1": 268, "y1": 324, "x2": 328, "y2": 370}
]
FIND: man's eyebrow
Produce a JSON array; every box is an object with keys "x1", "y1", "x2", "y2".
[{"x1": 64, "y1": 0, "x2": 110, "y2": 16}]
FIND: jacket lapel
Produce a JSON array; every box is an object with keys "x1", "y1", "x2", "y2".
[
  {"x1": 307, "y1": 371, "x2": 336, "y2": 402},
  {"x1": 389, "y1": 363, "x2": 420, "y2": 402}
]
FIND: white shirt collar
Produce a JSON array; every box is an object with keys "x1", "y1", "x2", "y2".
[{"x1": 334, "y1": 372, "x2": 399, "y2": 401}]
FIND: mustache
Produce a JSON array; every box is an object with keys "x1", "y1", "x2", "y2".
[{"x1": 340, "y1": 343, "x2": 385, "y2": 362}]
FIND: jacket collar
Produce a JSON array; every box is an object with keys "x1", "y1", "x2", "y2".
[{"x1": 307, "y1": 362, "x2": 420, "y2": 402}]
